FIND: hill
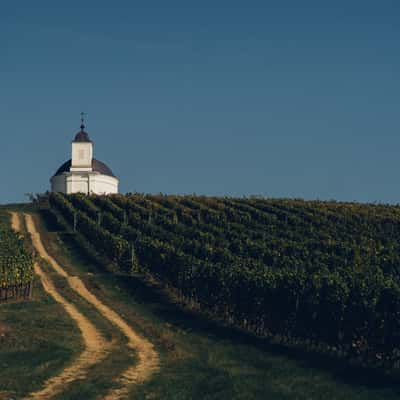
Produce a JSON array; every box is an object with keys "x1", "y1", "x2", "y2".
[
  {"x1": 1, "y1": 203, "x2": 399, "y2": 399},
  {"x1": 48, "y1": 193, "x2": 400, "y2": 367}
]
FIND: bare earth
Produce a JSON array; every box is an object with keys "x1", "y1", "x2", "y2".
[
  {"x1": 11, "y1": 212, "x2": 159, "y2": 399},
  {"x1": 11, "y1": 212, "x2": 110, "y2": 399}
]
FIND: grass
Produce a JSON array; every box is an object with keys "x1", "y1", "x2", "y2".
[
  {"x1": 0, "y1": 210, "x2": 83, "y2": 399},
  {"x1": 0, "y1": 288, "x2": 83, "y2": 399},
  {"x1": 36, "y1": 206, "x2": 400, "y2": 400},
  {"x1": 38, "y1": 259, "x2": 138, "y2": 400},
  {"x1": 24, "y1": 210, "x2": 138, "y2": 400},
  {"x1": 0, "y1": 206, "x2": 134, "y2": 400}
]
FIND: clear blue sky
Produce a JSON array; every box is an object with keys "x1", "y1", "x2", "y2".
[{"x1": 1, "y1": 1, "x2": 400, "y2": 203}]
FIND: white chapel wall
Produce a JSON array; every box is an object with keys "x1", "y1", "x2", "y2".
[
  {"x1": 51, "y1": 173, "x2": 119, "y2": 195},
  {"x1": 89, "y1": 174, "x2": 119, "y2": 194},
  {"x1": 67, "y1": 174, "x2": 90, "y2": 194},
  {"x1": 71, "y1": 142, "x2": 93, "y2": 170}
]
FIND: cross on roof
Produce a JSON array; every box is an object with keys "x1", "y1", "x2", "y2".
[{"x1": 80, "y1": 112, "x2": 86, "y2": 130}]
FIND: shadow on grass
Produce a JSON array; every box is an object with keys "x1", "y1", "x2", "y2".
[{"x1": 38, "y1": 207, "x2": 400, "y2": 394}]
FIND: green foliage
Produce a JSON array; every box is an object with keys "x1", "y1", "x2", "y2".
[
  {"x1": 48, "y1": 193, "x2": 135, "y2": 272},
  {"x1": 48, "y1": 193, "x2": 400, "y2": 366},
  {"x1": 0, "y1": 214, "x2": 34, "y2": 288}
]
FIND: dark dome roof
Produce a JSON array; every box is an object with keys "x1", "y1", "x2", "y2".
[
  {"x1": 53, "y1": 159, "x2": 116, "y2": 177},
  {"x1": 73, "y1": 128, "x2": 92, "y2": 142}
]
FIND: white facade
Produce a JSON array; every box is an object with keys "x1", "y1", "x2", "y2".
[
  {"x1": 50, "y1": 128, "x2": 119, "y2": 195},
  {"x1": 71, "y1": 141, "x2": 93, "y2": 171},
  {"x1": 51, "y1": 171, "x2": 119, "y2": 195}
]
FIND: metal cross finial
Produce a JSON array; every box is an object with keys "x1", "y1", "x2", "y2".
[{"x1": 80, "y1": 112, "x2": 86, "y2": 130}]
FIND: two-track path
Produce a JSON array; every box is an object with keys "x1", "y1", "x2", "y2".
[
  {"x1": 11, "y1": 212, "x2": 159, "y2": 400},
  {"x1": 11, "y1": 212, "x2": 110, "y2": 400}
]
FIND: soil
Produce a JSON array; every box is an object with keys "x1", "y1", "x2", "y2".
[
  {"x1": 11, "y1": 212, "x2": 110, "y2": 399},
  {"x1": 11, "y1": 212, "x2": 159, "y2": 399}
]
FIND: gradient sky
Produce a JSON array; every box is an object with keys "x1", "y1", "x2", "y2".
[{"x1": 1, "y1": 1, "x2": 400, "y2": 203}]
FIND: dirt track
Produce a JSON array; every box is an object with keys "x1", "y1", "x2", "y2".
[
  {"x1": 11, "y1": 212, "x2": 159, "y2": 399},
  {"x1": 11, "y1": 212, "x2": 110, "y2": 399}
]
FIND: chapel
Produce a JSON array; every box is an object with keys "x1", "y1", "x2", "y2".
[{"x1": 50, "y1": 119, "x2": 119, "y2": 195}]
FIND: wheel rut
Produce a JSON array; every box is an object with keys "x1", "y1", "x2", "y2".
[
  {"x1": 11, "y1": 212, "x2": 159, "y2": 399},
  {"x1": 11, "y1": 212, "x2": 110, "y2": 400}
]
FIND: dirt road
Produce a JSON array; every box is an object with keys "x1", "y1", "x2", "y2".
[
  {"x1": 12, "y1": 212, "x2": 159, "y2": 399},
  {"x1": 11, "y1": 212, "x2": 110, "y2": 399}
]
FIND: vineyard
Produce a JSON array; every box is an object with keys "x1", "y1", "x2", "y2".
[
  {"x1": 0, "y1": 213, "x2": 34, "y2": 302},
  {"x1": 48, "y1": 192, "x2": 400, "y2": 367}
]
